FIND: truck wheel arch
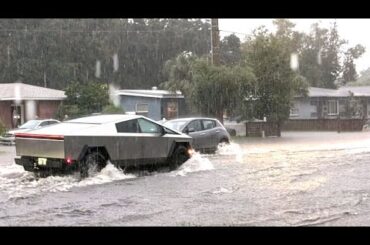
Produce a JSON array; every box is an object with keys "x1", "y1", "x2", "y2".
[{"x1": 77, "y1": 145, "x2": 111, "y2": 162}]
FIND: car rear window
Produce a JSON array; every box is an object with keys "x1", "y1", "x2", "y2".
[
  {"x1": 202, "y1": 120, "x2": 216, "y2": 130},
  {"x1": 187, "y1": 120, "x2": 202, "y2": 132}
]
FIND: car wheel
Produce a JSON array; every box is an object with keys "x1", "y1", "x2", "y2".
[
  {"x1": 219, "y1": 138, "x2": 230, "y2": 144},
  {"x1": 80, "y1": 151, "x2": 107, "y2": 178},
  {"x1": 169, "y1": 145, "x2": 190, "y2": 170}
]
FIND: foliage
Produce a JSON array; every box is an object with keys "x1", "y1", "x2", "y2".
[
  {"x1": 242, "y1": 24, "x2": 309, "y2": 125},
  {"x1": 160, "y1": 51, "x2": 198, "y2": 113},
  {"x1": 191, "y1": 59, "x2": 256, "y2": 123},
  {"x1": 220, "y1": 34, "x2": 242, "y2": 66},
  {"x1": 347, "y1": 67, "x2": 370, "y2": 86},
  {"x1": 342, "y1": 44, "x2": 366, "y2": 84},
  {"x1": 102, "y1": 104, "x2": 125, "y2": 114},
  {"x1": 57, "y1": 81, "x2": 110, "y2": 119},
  {"x1": 347, "y1": 94, "x2": 364, "y2": 118},
  {"x1": 298, "y1": 22, "x2": 346, "y2": 88},
  {"x1": 0, "y1": 120, "x2": 6, "y2": 136},
  {"x1": 160, "y1": 53, "x2": 256, "y2": 123},
  {"x1": 0, "y1": 19, "x2": 211, "y2": 90}
]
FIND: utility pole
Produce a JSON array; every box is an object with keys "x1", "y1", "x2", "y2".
[
  {"x1": 43, "y1": 71, "x2": 47, "y2": 87},
  {"x1": 211, "y1": 18, "x2": 220, "y2": 66},
  {"x1": 211, "y1": 18, "x2": 224, "y2": 124}
]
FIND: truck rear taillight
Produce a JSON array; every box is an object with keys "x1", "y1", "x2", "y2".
[
  {"x1": 15, "y1": 133, "x2": 64, "y2": 140},
  {"x1": 65, "y1": 157, "x2": 73, "y2": 165}
]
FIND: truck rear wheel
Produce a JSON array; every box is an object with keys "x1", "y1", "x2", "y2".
[
  {"x1": 80, "y1": 152, "x2": 107, "y2": 178},
  {"x1": 169, "y1": 145, "x2": 190, "y2": 170}
]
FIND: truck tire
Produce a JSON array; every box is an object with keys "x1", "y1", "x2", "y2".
[
  {"x1": 80, "y1": 151, "x2": 107, "y2": 178},
  {"x1": 169, "y1": 145, "x2": 190, "y2": 170}
]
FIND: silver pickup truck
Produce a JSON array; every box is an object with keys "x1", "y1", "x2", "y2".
[{"x1": 14, "y1": 114, "x2": 193, "y2": 178}]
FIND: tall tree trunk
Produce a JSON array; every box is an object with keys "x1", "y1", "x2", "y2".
[{"x1": 217, "y1": 109, "x2": 224, "y2": 124}]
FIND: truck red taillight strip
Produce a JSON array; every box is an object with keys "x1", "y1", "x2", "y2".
[{"x1": 15, "y1": 133, "x2": 64, "y2": 140}]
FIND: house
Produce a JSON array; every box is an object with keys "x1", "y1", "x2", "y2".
[
  {"x1": 284, "y1": 86, "x2": 370, "y2": 131},
  {"x1": 290, "y1": 86, "x2": 370, "y2": 120},
  {"x1": 0, "y1": 82, "x2": 66, "y2": 129},
  {"x1": 116, "y1": 87, "x2": 186, "y2": 121}
]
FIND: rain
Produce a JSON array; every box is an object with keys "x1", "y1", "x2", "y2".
[{"x1": 1, "y1": 19, "x2": 370, "y2": 226}]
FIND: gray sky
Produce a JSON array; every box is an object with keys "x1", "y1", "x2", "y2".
[{"x1": 219, "y1": 19, "x2": 370, "y2": 73}]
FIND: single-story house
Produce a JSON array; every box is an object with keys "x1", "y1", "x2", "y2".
[
  {"x1": 0, "y1": 82, "x2": 66, "y2": 129},
  {"x1": 290, "y1": 86, "x2": 370, "y2": 120},
  {"x1": 116, "y1": 87, "x2": 186, "y2": 121}
]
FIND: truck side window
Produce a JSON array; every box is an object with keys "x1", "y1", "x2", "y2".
[
  {"x1": 116, "y1": 119, "x2": 141, "y2": 133},
  {"x1": 137, "y1": 118, "x2": 162, "y2": 134}
]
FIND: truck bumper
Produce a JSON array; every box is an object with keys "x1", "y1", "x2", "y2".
[{"x1": 15, "y1": 156, "x2": 65, "y2": 171}]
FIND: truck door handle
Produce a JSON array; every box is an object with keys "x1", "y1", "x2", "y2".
[
  {"x1": 200, "y1": 133, "x2": 206, "y2": 135},
  {"x1": 215, "y1": 130, "x2": 220, "y2": 133}
]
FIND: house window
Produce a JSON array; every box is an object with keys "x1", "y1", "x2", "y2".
[
  {"x1": 167, "y1": 102, "x2": 178, "y2": 119},
  {"x1": 290, "y1": 105, "x2": 299, "y2": 117},
  {"x1": 136, "y1": 103, "x2": 149, "y2": 116},
  {"x1": 328, "y1": 100, "x2": 338, "y2": 115}
]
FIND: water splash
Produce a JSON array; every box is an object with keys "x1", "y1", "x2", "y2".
[
  {"x1": 0, "y1": 162, "x2": 136, "y2": 200},
  {"x1": 216, "y1": 142, "x2": 244, "y2": 163},
  {"x1": 212, "y1": 187, "x2": 233, "y2": 194},
  {"x1": 174, "y1": 152, "x2": 214, "y2": 176}
]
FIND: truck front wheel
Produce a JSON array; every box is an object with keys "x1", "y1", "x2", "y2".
[{"x1": 169, "y1": 145, "x2": 190, "y2": 170}]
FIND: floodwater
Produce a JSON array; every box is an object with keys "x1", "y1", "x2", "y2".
[{"x1": 1, "y1": 131, "x2": 370, "y2": 226}]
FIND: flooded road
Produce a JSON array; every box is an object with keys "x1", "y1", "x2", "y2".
[{"x1": 1, "y1": 131, "x2": 370, "y2": 226}]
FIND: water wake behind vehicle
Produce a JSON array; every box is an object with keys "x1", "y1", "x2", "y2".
[{"x1": 0, "y1": 162, "x2": 136, "y2": 201}]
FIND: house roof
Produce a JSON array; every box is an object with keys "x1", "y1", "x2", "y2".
[
  {"x1": 307, "y1": 87, "x2": 349, "y2": 97},
  {"x1": 0, "y1": 82, "x2": 66, "y2": 101},
  {"x1": 302, "y1": 86, "x2": 370, "y2": 98},
  {"x1": 339, "y1": 86, "x2": 370, "y2": 97},
  {"x1": 116, "y1": 89, "x2": 184, "y2": 99}
]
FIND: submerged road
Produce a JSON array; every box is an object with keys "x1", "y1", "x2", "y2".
[{"x1": 1, "y1": 131, "x2": 370, "y2": 226}]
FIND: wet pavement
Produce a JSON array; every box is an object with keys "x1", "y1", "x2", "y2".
[{"x1": 1, "y1": 131, "x2": 370, "y2": 226}]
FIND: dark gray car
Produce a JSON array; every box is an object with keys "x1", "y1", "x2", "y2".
[
  {"x1": 163, "y1": 117, "x2": 230, "y2": 153},
  {"x1": 14, "y1": 114, "x2": 193, "y2": 178}
]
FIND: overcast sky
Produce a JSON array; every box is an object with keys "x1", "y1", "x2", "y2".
[{"x1": 218, "y1": 19, "x2": 370, "y2": 73}]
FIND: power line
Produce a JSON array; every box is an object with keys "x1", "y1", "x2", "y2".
[
  {"x1": 0, "y1": 27, "x2": 251, "y2": 39},
  {"x1": 0, "y1": 28, "x2": 210, "y2": 34},
  {"x1": 219, "y1": 29, "x2": 250, "y2": 36}
]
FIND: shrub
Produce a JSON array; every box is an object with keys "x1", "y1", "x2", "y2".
[{"x1": 0, "y1": 120, "x2": 6, "y2": 136}]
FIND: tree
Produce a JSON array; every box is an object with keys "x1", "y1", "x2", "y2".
[
  {"x1": 342, "y1": 44, "x2": 366, "y2": 84},
  {"x1": 191, "y1": 59, "x2": 255, "y2": 124},
  {"x1": 160, "y1": 53, "x2": 256, "y2": 123},
  {"x1": 297, "y1": 22, "x2": 366, "y2": 88},
  {"x1": 57, "y1": 81, "x2": 110, "y2": 119},
  {"x1": 0, "y1": 19, "x2": 212, "y2": 91},
  {"x1": 242, "y1": 24, "x2": 308, "y2": 135},
  {"x1": 220, "y1": 34, "x2": 242, "y2": 66},
  {"x1": 160, "y1": 51, "x2": 197, "y2": 113},
  {"x1": 347, "y1": 67, "x2": 370, "y2": 86}
]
